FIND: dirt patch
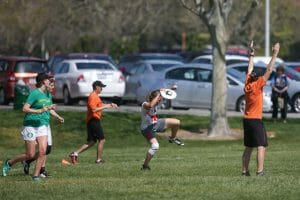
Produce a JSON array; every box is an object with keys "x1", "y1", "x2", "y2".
[{"x1": 158, "y1": 129, "x2": 276, "y2": 141}]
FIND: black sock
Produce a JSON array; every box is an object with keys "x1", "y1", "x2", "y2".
[
  {"x1": 26, "y1": 159, "x2": 35, "y2": 165},
  {"x1": 40, "y1": 167, "x2": 45, "y2": 174}
]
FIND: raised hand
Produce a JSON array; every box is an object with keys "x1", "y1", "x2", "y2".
[{"x1": 272, "y1": 42, "x2": 280, "y2": 55}]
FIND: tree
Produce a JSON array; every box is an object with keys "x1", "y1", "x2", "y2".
[{"x1": 179, "y1": 0, "x2": 259, "y2": 137}]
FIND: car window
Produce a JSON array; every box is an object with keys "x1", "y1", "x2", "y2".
[
  {"x1": 227, "y1": 77, "x2": 238, "y2": 86},
  {"x1": 53, "y1": 62, "x2": 63, "y2": 74},
  {"x1": 60, "y1": 63, "x2": 70, "y2": 73},
  {"x1": 192, "y1": 58, "x2": 211, "y2": 64},
  {"x1": 151, "y1": 63, "x2": 178, "y2": 71},
  {"x1": 135, "y1": 64, "x2": 147, "y2": 75},
  {"x1": 15, "y1": 61, "x2": 48, "y2": 73},
  {"x1": 0, "y1": 60, "x2": 9, "y2": 72},
  {"x1": 166, "y1": 68, "x2": 197, "y2": 81},
  {"x1": 226, "y1": 59, "x2": 248, "y2": 65},
  {"x1": 76, "y1": 63, "x2": 113, "y2": 70},
  {"x1": 196, "y1": 69, "x2": 212, "y2": 82}
]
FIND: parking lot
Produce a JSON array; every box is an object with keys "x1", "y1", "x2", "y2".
[{"x1": 1, "y1": 103, "x2": 300, "y2": 119}]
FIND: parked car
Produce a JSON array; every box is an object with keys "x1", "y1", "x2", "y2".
[
  {"x1": 284, "y1": 62, "x2": 300, "y2": 72},
  {"x1": 191, "y1": 54, "x2": 249, "y2": 65},
  {"x1": 118, "y1": 53, "x2": 184, "y2": 75},
  {"x1": 0, "y1": 56, "x2": 49, "y2": 104},
  {"x1": 121, "y1": 59, "x2": 183, "y2": 102},
  {"x1": 48, "y1": 53, "x2": 117, "y2": 72},
  {"x1": 52, "y1": 59, "x2": 125, "y2": 105},
  {"x1": 227, "y1": 62, "x2": 300, "y2": 112},
  {"x1": 136, "y1": 63, "x2": 272, "y2": 112},
  {"x1": 253, "y1": 56, "x2": 284, "y2": 66}
]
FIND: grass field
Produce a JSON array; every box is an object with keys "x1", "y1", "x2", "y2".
[{"x1": 0, "y1": 109, "x2": 299, "y2": 200}]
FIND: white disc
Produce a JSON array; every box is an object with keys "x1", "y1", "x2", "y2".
[{"x1": 160, "y1": 89, "x2": 177, "y2": 99}]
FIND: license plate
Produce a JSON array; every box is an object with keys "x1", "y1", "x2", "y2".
[{"x1": 97, "y1": 74, "x2": 106, "y2": 79}]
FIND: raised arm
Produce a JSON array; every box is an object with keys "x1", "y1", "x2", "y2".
[
  {"x1": 264, "y1": 43, "x2": 280, "y2": 81},
  {"x1": 247, "y1": 40, "x2": 255, "y2": 75}
]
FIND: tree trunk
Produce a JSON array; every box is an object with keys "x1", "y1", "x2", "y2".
[{"x1": 207, "y1": 17, "x2": 231, "y2": 137}]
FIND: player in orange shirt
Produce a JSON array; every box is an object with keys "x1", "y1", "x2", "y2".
[
  {"x1": 69, "y1": 81, "x2": 117, "y2": 164},
  {"x1": 242, "y1": 41, "x2": 280, "y2": 176}
]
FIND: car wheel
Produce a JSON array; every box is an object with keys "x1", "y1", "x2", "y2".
[
  {"x1": 292, "y1": 94, "x2": 300, "y2": 113},
  {"x1": 236, "y1": 96, "x2": 245, "y2": 113},
  {"x1": 0, "y1": 88, "x2": 9, "y2": 105},
  {"x1": 63, "y1": 87, "x2": 73, "y2": 105},
  {"x1": 160, "y1": 99, "x2": 171, "y2": 109}
]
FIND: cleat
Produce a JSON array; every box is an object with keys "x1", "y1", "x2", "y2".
[
  {"x1": 69, "y1": 152, "x2": 78, "y2": 164},
  {"x1": 32, "y1": 176, "x2": 41, "y2": 182},
  {"x1": 242, "y1": 171, "x2": 251, "y2": 176},
  {"x1": 256, "y1": 171, "x2": 265, "y2": 176},
  {"x1": 141, "y1": 165, "x2": 151, "y2": 171},
  {"x1": 95, "y1": 159, "x2": 105, "y2": 164},
  {"x1": 2, "y1": 160, "x2": 11, "y2": 177},
  {"x1": 169, "y1": 137, "x2": 184, "y2": 146},
  {"x1": 40, "y1": 171, "x2": 52, "y2": 178},
  {"x1": 22, "y1": 161, "x2": 30, "y2": 175}
]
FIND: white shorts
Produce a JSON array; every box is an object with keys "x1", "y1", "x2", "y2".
[
  {"x1": 47, "y1": 126, "x2": 52, "y2": 146},
  {"x1": 21, "y1": 125, "x2": 50, "y2": 141}
]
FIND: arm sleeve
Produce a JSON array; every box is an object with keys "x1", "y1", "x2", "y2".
[
  {"x1": 25, "y1": 91, "x2": 36, "y2": 106},
  {"x1": 87, "y1": 94, "x2": 99, "y2": 111}
]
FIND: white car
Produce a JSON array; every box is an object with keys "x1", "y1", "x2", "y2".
[
  {"x1": 53, "y1": 59, "x2": 125, "y2": 105},
  {"x1": 191, "y1": 54, "x2": 249, "y2": 65}
]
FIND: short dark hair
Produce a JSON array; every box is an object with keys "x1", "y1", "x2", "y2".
[{"x1": 36, "y1": 73, "x2": 51, "y2": 87}]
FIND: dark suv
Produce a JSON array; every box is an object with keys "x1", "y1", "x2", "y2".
[
  {"x1": 0, "y1": 56, "x2": 49, "y2": 104},
  {"x1": 48, "y1": 53, "x2": 117, "y2": 72}
]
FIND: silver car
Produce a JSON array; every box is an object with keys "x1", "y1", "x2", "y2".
[
  {"x1": 136, "y1": 63, "x2": 272, "y2": 112},
  {"x1": 53, "y1": 59, "x2": 125, "y2": 105},
  {"x1": 122, "y1": 59, "x2": 183, "y2": 101},
  {"x1": 227, "y1": 62, "x2": 300, "y2": 112}
]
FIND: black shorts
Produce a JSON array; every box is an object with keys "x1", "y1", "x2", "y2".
[
  {"x1": 243, "y1": 118, "x2": 268, "y2": 147},
  {"x1": 87, "y1": 118, "x2": 105, "y2": 142}
]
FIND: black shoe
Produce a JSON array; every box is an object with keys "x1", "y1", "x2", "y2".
[
  {"x1": 141, "y1": 165, "x2": 151, "y2": 171},
  {"x1": 169, "y1": 137, "x2": 184, "y2": 146},
  {"x1": 242, "y1": 171, "x2": 251, "y2": 176},
  {"x1": 256, "y1": 171, "x2": 265, "y2": 176},
  {"x1": 22, "y1": 161, "x2": 30, "y2": 175},
  {"x1": 40, "y1": 171, "x2": 52, "y2": 178}
]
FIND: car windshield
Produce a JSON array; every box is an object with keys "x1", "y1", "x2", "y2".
[
  {"x1": 151, "y1": 63, "x2": 179, "y2": 71},
  {"x1": 227, "y1": 68, "x2": 245, "y2": 82},
  {"x1": 141, "y1": 55, "x2": 183, "y2": 62},
  {"x1": 15, "y1": 61, "x2": 48, "y2": 73},
  {"x1": 76, "y1": 63, "x2": 114, "y2": 70},
  {"x1": 283, "y1": 67, "x2": 300, "y2": 81}
]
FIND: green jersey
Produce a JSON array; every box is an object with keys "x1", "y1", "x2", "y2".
[{"x1": 23, "y1": 88, "x2": 52, "y2": 127}]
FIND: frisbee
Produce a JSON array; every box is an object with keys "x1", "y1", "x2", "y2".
[{"x1": 160, "y1": 89, "x2": 177, "y2": 99}]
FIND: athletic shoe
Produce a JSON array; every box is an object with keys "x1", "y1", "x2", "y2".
[
  {"x1": 141, "y1": 165, "x2": 151, "y2": 171},
  {"x1": 2, "y1": 160, "x2": 11, "y2": 177},
  {"x1": 32, "y1": 176, "x2": 41, "y2": 182},
  {"x1": 40, "y1": 171, "x2": 52, "y2": 178},
  {"x1": 242, "y1": 171, "x2": 251, "y2": 176},
  {"x1": 69, "y1": 152, "x2": 78, "y2": 164},
  {"x1": 95, "y1": 159, "x2": 105, "y2": 164},
  {"x1": 21, "y1": 161, "x2": 30, "y2": 175},
  {"x1": 169, "y1": 137, "x2": 184, "y2": 146},
  {"x1": 256, "y1": 171, "x2": 265, "y2": 176}
]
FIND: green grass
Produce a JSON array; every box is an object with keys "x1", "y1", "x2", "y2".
[{"x1": 0, "y1": 109, "x2": 299, "y2": 200}]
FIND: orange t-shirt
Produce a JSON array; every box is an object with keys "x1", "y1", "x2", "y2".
[
  {"x1": 244, "y1": 74, "x2": 266, "y2": 119},
  {"x1": 86, "y1": 91, "x2": 103, "y2": 123}
]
